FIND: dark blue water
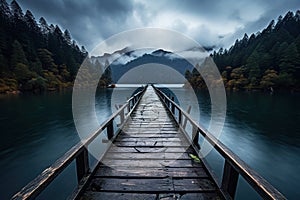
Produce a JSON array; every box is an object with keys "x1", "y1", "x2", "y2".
[{"x1": 0, "y1": 88, "x2": 299, "y2": 199}]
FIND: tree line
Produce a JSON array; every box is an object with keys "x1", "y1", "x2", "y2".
[
  {"x1": 0, "y1": 0, "x2": 88, "y2": 93},
  {"x1": 186, "y1": 10, "x2": 300, "y2": 92}
]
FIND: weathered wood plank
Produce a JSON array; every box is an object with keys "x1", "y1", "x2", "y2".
[
  {"x1": 86, "y1": 177, "x2": 216, "y2": 193},
  {"x1": 104, "y1": 152, "x2": 190, "y2": 160},
  {"x1": 94, "y1": 166, "x2": 208, "y2": 178},
  {"x1": 80, "y1": 192, "x2": 157, "y2": 200},
  {"x1": 173, "y1": 178, "x2": 216, "y2": 191},
  {"x1": 80, "y1": 192, "x2": 222, "y2": 200},
  {"x1": 100, "y1": 159, "x2": 203, "y2": 168},
  {"x1": 158, "y1": 193, "x2": 222, "y2": 200},
  {"x1": 118, "y1": 134, "x2": 182, "y2": 138},
  {"x1": 121, "y1": 131, "x2": 180, "y2": 134},
  {"x1": 88, "y1": 178, "x2": 174, "y2": 192},
  {"x1": 108, "y1": 146, "x2": 193, "y2": 153},
  {"x1": 114, "y1": 137, "x2": 182, "y2": 142},
  {"x1": 113, "y1": 141, "x2": 189, "y2": 147}
]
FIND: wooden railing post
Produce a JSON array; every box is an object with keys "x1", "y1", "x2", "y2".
[
  {"x1": 127, "y1": 103, "x2": 130, "y2": 113},
  {"x1": 107, "y1": 120, "x2": 114, "y2": 140},
  {"x1": 120, "y1": 109, "x2": 124, "y2": 124},
  {"x1": 192, "y1": 125, "x2": 200, "y2": 149},
  {"x1": 76, "y1": 147, "x2": 89, "y2": 182},
  {"x1": 221, "y1": 160, "x2": 239, "y2": 199},
  {"x1": 182, "y1": 105, "x2": 191, "y2": 129},
  {"x1": 171, "y1": 97, "x2": 175, "y2": 114},
  {"x1": 178, "y1": 110, "x2": 182, "y2": 125}
]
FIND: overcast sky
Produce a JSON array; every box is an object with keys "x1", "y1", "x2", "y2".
[{"x1": 18, "y1": 0, "x2": 300, "y2": 53}]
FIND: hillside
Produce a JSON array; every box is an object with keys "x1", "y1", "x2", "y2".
[
  {"x1": 110, "y1": 49, "x2": 194, "y2": 83},
  {"x1": 89, "y1": 48, "x2": 195, "y2": 84},
  {"x1": 0, "y1": 0, "x2": 87, "y2": 93},
  {"x1": 186, "y1": 10, "x2": 300, "y2": 91}
]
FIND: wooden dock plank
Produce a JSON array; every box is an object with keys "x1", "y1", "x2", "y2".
[
  {"x1": 94, "y1": 166, "x2": 209, "y2": 178},
  {"x1": 80, "y1": 192, "x2": 221, "y2": 200},
  {"x1": 100, "y1": 159, "x2": 203, "y2": 168},
  {"x1": 85, "y1": 178, "x2": 216, "y2": 192},
  {"x1": 108, "y1": 146, "x2": 193, "y2": 153}
]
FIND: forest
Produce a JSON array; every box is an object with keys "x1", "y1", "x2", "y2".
[
  {"x1": 0, "y1": 0, "x2": 88, "y2": 93},
  {"x1": 186, "y1": 10, "x2": 300, "y2": 91}
]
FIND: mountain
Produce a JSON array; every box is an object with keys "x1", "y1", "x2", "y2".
[
  {"x1": 0, "y1": 0, "x2": 87, "y2": 93},
  {"x1": 187, "y1": 10, "x2": 300, "y2": 91},
  {"x1": 91, "y1": 48, "x2": 195, "y2": 83}
]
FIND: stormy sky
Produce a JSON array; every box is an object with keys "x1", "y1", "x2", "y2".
[{"x1": 18, "y1": 0, "x2": 300, "y2": 53}]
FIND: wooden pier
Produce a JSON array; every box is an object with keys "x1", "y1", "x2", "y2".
[
  {"x1": 12, "y1": 85, "x2": 286, "y2": 200},
  {"x1": 79, "y1": 86, "x2": 221, "y2": 199}
]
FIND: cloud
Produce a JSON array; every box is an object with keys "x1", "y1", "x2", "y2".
[{"x1": 18, "y1": 0, "x2": 300, "y2": 52}]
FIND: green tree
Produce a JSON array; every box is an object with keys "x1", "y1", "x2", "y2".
[
  {"x1": 279, "y1": 42, "x2": 300, "y2": 74},
  {"x1": 11, "y1": 0, "x2": 23, "y2": 19},
  {"x1": 37, "y1": 48, "x2": 57, "y2": 72},
  {"x1": 11, "y1": 40, "x2": 28, "y2": 68},
  {"x1": 14, "y1": 63, "x2": 33, "y2": 83},
  {"x1": 63, "y1": 29, "x2": 72, "y2": 45},
  {"x1": 277, "y1": 72, "x2": 295, "y2": 88}
]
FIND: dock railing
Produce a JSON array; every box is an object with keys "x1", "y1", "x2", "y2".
[
  {"x1": 12, "y1": 86, "x2": 147, "y2": 200},
  {"x1": 153, "y1": 85, "x2": 286, "y2": 200}
]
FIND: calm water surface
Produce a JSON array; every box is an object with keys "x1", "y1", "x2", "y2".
[{"x1": 0, "y1": 88, "x2": 299, "y2": 199}]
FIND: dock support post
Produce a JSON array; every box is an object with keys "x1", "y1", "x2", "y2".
[
  {"x1": 76, "y1": 147, "x2": 89, "y2": 182},
  {"x1": 192, "y1": 126, "x2": 200, "y2": 149},
  {"x1": 221, "y1": 160, "x2": 239, "y2": 199},
  {"x1": 127, "y1": 103, "x2": 130, "y2": 114},
  {"x1": 107, "y1": 121, "x2": 114, "y2": 140},
  {"x1": 171, "y1": 97, "x2": 175, "y2": 114},
  {"x1": 120, "y1": 109, "x2": 124, "y2": 124},
  {"x1": 178, "y1": 110, "x2": 182, "y2": 125},
  {"x1": 182, "y1": 106, "x2": 191, "y2": 129}
]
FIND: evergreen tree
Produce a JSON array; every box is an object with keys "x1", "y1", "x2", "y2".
[
  {"x1": 11, "y1": 40, "x2": 27, "y2": 68},
  {"x1": 210, "y1": 10, "x2": 300, "y2": 91},
  {"x1": 0, "y1": 0, "x2": 87, "y2": 92},
  {"x1": 39, "y1": 17, "x2": 50, "y2": 34},
  {"x1": 24, "y1": 10, "x2": 38, "y2": 31},
  {"x1": 0, "y1": 0, "x2": 11, "y2": 17},
  {"x1": 279, "y1": 42, "x2": 300, "y2": 74},
  {"x1": 63, "y1": 29, "x2": 72, "y2": 45},
  {"x1": 10, "y1": 0, "x2": 23, "y2": 19}
]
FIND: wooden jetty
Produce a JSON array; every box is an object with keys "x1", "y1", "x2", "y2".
[{"x1": 12, "y1": 85, "x2": 286, "y2": 200}]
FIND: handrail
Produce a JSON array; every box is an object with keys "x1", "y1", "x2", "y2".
[
  {"x1": 153, "y1": 85, "x2": 286, "y2": 200},
  {"x1": 12, "y1": 85, "x2": 148, "y2": 200}
]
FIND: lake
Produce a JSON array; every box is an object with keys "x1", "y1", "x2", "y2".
[{"x1": 0, "y1": 87, "x2": 299, "y2": 199}]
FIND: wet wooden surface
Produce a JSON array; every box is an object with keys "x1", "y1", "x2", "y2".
[{"x1": 79, "y1": 86, "x2": 223, "y2": 200}]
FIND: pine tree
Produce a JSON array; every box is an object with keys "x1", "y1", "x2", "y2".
[
  {"x1": 10, "y1": 0, "x2": 23, "y2": 19},
  {"x1": 11, "y1": 40, "x2": 28, "y2": 68},
  {"x1": 24, "y1": 10, "x2": 38, "y2": 31},
  {"x1": 279, "y1": 42, "x2": 300, "y2": 74},
  {"x1": 0, "y1": 0, "x2": 11, "y2": 17},
  {"x1": 39, "y1": 17, "x2": 50, "y2": 34},
  {"x1": 0, "y1": 0, "x2": 87, "y2": 92},
  {"x1": 37, "y1": 48, "x2": 56, "y2": 71},
  {"x1": 63, "y1": 29, "x2": 72, "y2": 45}
]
